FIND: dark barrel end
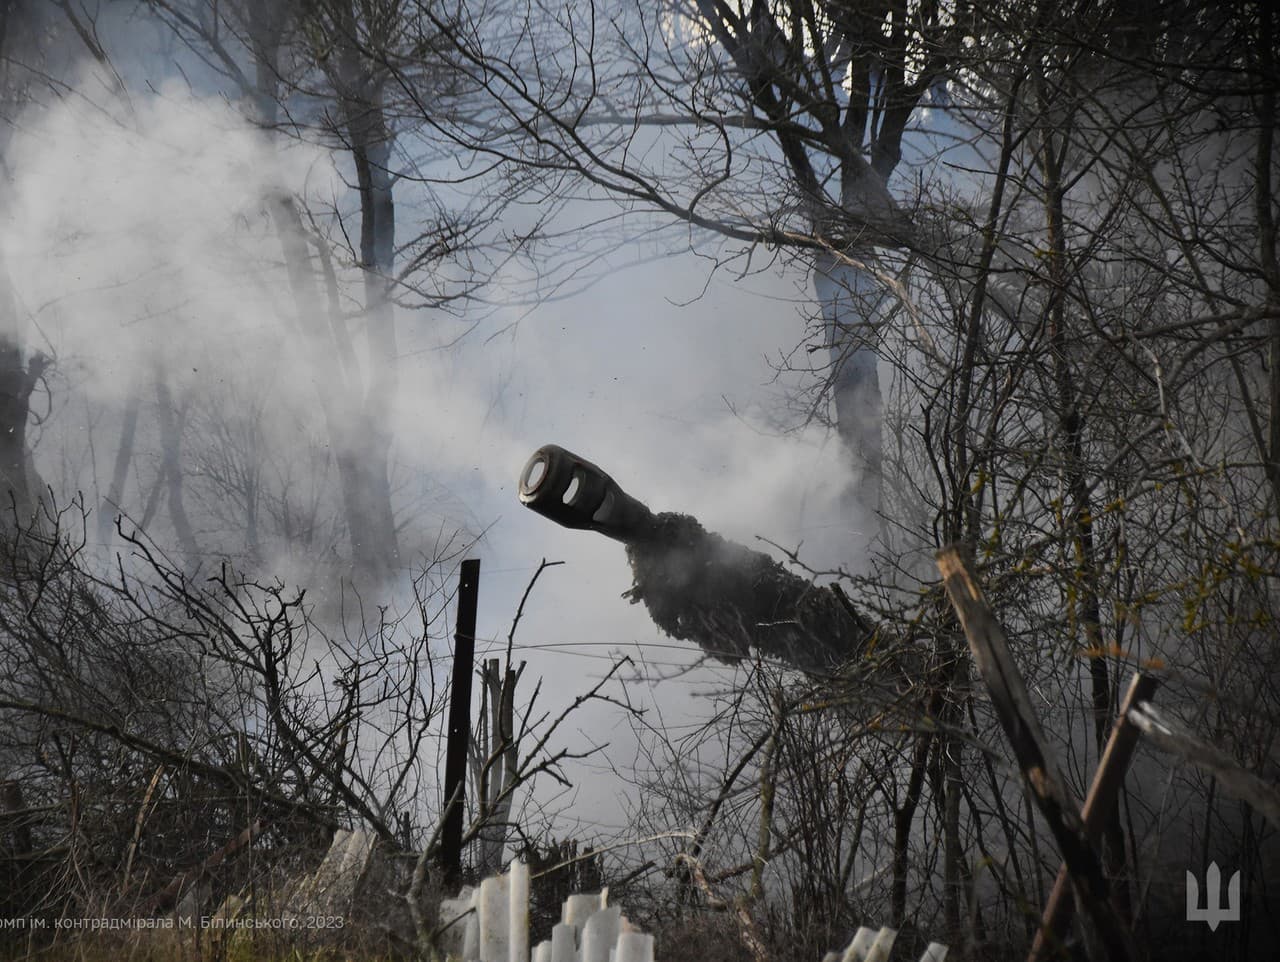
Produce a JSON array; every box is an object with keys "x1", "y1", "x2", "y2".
[{"x1": 518, "y1": 444, "x2": 656, "y2": 542}]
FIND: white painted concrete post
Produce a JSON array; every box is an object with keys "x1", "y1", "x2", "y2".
[
  {"x1": 580, "y1": 905, "x2": 621, "y2": 962},
  {"x1": 840, "y1": 926, "x2": 878, "y2": 962},
  {"x1": 509, "y1": 860, "x2": 530, "y2": 962},
  {"x1": 563, "y1": 892, "x2": 600, "y2": 933},
  {"x1": 478, "y1": 874, "x2": 509, "y2": 962},
  {"x1": 865, "y1": 926, "x2": 897, "y2": 962},
  {"x1": 613, "y1": 931, "x2": 655, "y2": 962},
  {"x1": 549, "y1": 921, "x2": 577, "y2": 962}
]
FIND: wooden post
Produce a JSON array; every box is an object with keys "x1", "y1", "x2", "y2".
[
  {"x1": 1028, "y1": 672, "x2": 1159, "y2": 961},
  {"x1": 477, "y1": 658, "x2": 521, "y2": 875},
  {"x1": 441, "y1": 558, "x2": 480, "y2": 887},
  {"x1": 936, "y1": 546, "x2": 1133, "y2": 962}
]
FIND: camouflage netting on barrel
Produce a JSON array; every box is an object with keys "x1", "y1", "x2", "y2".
[{"x1": 623, "y1": 512, "x2": 872, "y2": 673}]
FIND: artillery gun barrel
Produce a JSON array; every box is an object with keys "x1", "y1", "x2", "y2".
[
  {"x1": 518, "y1": 444, "x2": 659, "y2": 542},
  {"x1": 518, "y1": 444, "x2": 875, "y2": 673}
]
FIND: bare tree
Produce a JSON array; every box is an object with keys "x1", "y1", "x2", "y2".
[
  {"x1": 81, "y1": 0, "x2": 517, "y2": 588},
  {"x1": 0, "y1": 2, "x2": 62, "y2": 532},
  {"x1": 432, "y1": 2, "x2": 1280, "y2": 958}
]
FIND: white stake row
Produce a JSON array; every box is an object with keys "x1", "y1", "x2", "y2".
[
  {"x1": 439, "y1": 862, "x2": 946, "y2": 962},
  {"x1": 438, "y1": 861, "x2": 655, "y2": 962}
]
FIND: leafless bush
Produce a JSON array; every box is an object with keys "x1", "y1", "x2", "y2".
[
  {"x1": 0, "y1": 494, "x2": 446, "y2": 942},
  {"x1": 0, "y1": 494, "x2": 641, "y2": 959}
]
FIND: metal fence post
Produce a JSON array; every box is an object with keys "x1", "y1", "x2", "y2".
[{"x1": 441, "y1": 558, "x2": 481, "y2": 887}]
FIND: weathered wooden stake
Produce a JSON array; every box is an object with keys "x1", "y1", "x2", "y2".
[
  {"x1": 936, "y1": 546, "x2": 1133, "y2": 962},
  {"x1": 1028, "y1": 672, "x2": 1159, "y2": 961},
  {"x1": 441, "y1": 558, "x2": 481, "y2": 887}
]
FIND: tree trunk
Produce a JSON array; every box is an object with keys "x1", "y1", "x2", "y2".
[
  {"x1": 97, "y1": 393, "x2": 139, "y2": 557},
  {"x1": 477, "y1": 660, "x2": 518, "y2": 876},
  {"x1": 247, "y1": 13, "x2": 401, "y2": 585},
  {"x1": 1040, "y1": 118, "x2": 1128, "y2": 918},
  {"x1": 340, "y1": 63, "x2": 401, "y2": 584},
  {"x1": 0, "y1": 337, "x2": 32, "y2": 526},
  {"x1": 891, "y1": 729, "x2": 931, "y2": 926},
  {"x1": 154, "y1": 369, "x2": 200, "y2": 573},
  {"x1": 1254, "y1": 7, "x2": 1280, "y2": 517},
  {"x1": 0, "y1": 252, "x2": 46, "y2": 541},
  {"x1": 941, "y1": 732, "x2": 964, "y2": 945},
  {"x1": 813, "y1": 254, "x2": 885, "y2": 518}
]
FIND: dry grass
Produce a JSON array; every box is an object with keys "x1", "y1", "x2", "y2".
[{"x1": 0, "y1": 928, "x2": 405, "y2": 962}]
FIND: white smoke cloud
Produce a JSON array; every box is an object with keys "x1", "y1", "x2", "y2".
[
  {"x1": 2, "y1": 61, "x2": 868, "y2": 841},
  {"x1": 6, "y1": 76, "x2": 336, "y2": 401}
]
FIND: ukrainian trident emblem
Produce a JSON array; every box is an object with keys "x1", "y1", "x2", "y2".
[{"x1": 1186, "y1": 862, "x2": 1241, "y2": 931}]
